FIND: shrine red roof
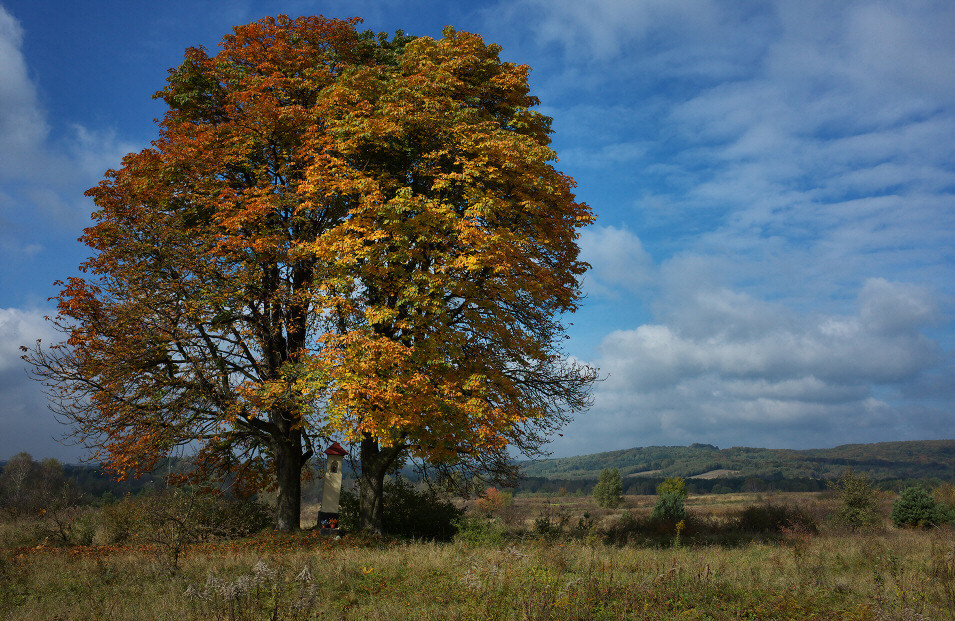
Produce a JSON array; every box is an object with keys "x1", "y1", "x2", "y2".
[{"x1": 325, "y1": 442, "x2": 347, "y2": 456}]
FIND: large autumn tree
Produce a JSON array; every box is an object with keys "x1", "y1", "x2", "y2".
[
  {"x1": 25, "y1": 15, "x2": 595, "y2": 533},
  {"x1": 303, "y1": 28, "x2": 597, "y2": 532}
]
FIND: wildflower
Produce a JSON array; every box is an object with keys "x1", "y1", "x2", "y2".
[
  {"x1": 232, "y1": 575, "x2": 255, "y2": 594},
  {"x1": 252, "y1": 560, "x2": 277, "y2": 582},
  {"x1": 504, "y1": 546, "x2": 527, "y2": 559},
  {"x1": 296, "y1": 565, "x2": 314, "y2": 583},
  {"x1": 361, "y1": 566, "x2": 374, "y2": 574},
  {"x1": 460, "y1": 569, "x2": 482, "y2": 591}
]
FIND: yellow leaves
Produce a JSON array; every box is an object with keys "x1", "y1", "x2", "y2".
[{"x1": 303, "y1": 322, "x2": 540, "y2": 462}]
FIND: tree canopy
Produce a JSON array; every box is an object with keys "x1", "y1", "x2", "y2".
[
  {"x1": 24, "y1": 15, "x2": 596, "y2": 532},
  {"x1": 593, "y1": 467, "x2": 623, "y2": 508}
]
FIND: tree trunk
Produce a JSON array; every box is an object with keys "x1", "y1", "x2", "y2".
[
  {"x1": 274, "y1": 433, "x2": 302, "y2": 532},
  {"x1": 358, "y1": 434, "x2": 403, "y2": 535},
  {"x1": 359, "y1": 463, "x2": 385, "y2": 535}
]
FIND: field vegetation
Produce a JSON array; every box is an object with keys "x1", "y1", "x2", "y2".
[{"x1": 3, "y1": 464, "x2": 955, "y2": 620}]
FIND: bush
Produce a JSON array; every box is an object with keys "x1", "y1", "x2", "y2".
[
  {"x1": 891, "y1": 486, "x2": 955, "y2": 528},
  {"x1": 193, "y1": 494, "x2": 274, "y2": 539},
  {"x1": 454, "y1": 514, "x2": 508, "y2": 546},
  {"x1": 650, "y1": 477, "x2": 687, "y2": 524},
  {"x1": 339, "y1": 477, "x2": 463, "y2": 541},
  {"x1": 832, "y1": 469, "x2": 878, "y2": 531},
  {"x1": 933, "y1": 483, "x2": 955, "y2": 510},
  {"x1": 735, "y1": 503, "x2": 818, "y2": 535},
  {"x1": 593, "y1": 468, "x2": 623, "y2": 508},
  {"x1": 602, "y1": 510, "x2": 644, "y2": 545},
  {"x1": 99, "y1": 497, "x2": 143, "y2": 544},
  {"x1": 533, "y1": 507, "x2": 569, "y2": 540},
  {"x1": 475, "y1": 487, "x2": 513, "y2": 515},
  {"x1": 98, "y1": 489, "x2": 272, "y2": 545}
]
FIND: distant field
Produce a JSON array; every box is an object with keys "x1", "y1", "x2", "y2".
[
  {"x1": 689, "y1": 469, "x2": 742, "y2": 479},
  {"x1": 625, "y1": 469, "x2": 662, "y2": 477}
]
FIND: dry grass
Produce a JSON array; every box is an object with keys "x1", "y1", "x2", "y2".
[{"x1": 1, "y1": 492, "x2": 953, "y2": 620}]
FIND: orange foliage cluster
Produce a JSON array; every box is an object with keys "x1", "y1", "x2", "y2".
[{"x1": 474, "y1": 486, "x2": 510, "y2": 514}]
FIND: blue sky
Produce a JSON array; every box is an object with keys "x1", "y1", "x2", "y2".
[{"x1": 1, "y1": 0, "x2": 953, "y2": 462}]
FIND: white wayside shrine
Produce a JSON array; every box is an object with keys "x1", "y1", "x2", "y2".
[{"x1": 317, "y1": 442, "x2": 347, "y2": 529}]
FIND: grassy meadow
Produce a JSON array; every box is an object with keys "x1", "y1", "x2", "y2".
[{"x1": 1, "y1": 490, "x2": 954, "y2": 620}]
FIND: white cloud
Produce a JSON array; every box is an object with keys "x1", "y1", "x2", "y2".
[
  {"x1": 504, "y1": 0, "x2": 728, "y2": 63},
  {"x1": 0, "y1": 307, "x2": 53, "y2": 373},
  {"x1": 548, "y1": 277, "x2": 949, "y2": 455},
  {"x1": 0, "y1": 6, "x2": 135, "y2": 227},
  {"x1": 0, "y1": 6, "x2": 47, "y2": 181},
  {"x1": 0, "y1": 307, "x2": 84, "y2": 461},
  {"x1": 858, "y1": 277, "x2": 941, "y2": 335},
  {"x1": 497, "y1": 2, "x2": 954, "y2": 334},
  {"x1": 578, "y1": 225, "x2": 655, "y2": 297}
]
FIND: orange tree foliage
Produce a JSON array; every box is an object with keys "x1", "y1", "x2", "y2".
[
  {"x1": 24, "y1": 15, "x2": 595, "y2": 534},
  {"x1": 301, "y1": 28, "x2": 596, "y2": 531}
]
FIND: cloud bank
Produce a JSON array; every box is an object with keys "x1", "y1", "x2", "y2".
[
  {"x1": 0, "y1": 308, "x2": 86, "y2": 461},
  {"x1": 553, "y1": 225, "x2": 953, "y2": 456}
]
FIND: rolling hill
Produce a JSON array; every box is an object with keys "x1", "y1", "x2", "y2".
[{"x1": 520, "y1": 440, "x2": 955, "y2": 483}]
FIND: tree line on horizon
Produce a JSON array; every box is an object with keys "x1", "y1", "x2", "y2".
[{"x1": 520, "y1": 439, "x2": 955, "y2": 483}]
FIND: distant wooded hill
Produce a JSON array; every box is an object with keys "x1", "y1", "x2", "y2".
[
  {"x1": 515, "y1": 440, "x2": 955, "y2": 495},
  {"x1": 6, "y1": 439, "x2": 952, "y2": 500}
]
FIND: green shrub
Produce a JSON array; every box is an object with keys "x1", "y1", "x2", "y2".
[
  {"x1": 97, "y1": 489, "x2": 271, "y2": 545},
  {"x1": 339, "y1": 477, "x2": 463, "y2": 540},
  {"x1": 650, "y1": 477, "x2": 687, "y2": 524},
  {"x1": 99, "y1": 496, "x2": 147, "y2": 544},
  {"x1": 571, "y1": 512, "x2": 596, "y2": 538},
  {"x1": 832, "y1": 469, "x2": 878, "y2": 531},
  {"x1": 891, "y1": 486, "x2": 955, "y2": 528},
  {"x1": 532, "y1": 509, "x2": 568, "y2": 540},
  {"x1": 192, "y1": 494, "x2": 273, "y2": 539},
  {"x1": 454, "y1": 514, "x2": 508, "y2": 546},
  {"x1": 593, "y1": 467, "x2": 623, "y2": 508}
]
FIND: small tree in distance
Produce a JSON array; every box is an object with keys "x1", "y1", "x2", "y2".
[
  {"x1": 0, "y1": 452, "x2": 82, "y2": 521},
  {"x1": 475, "y1": 487, "x2": 512, "y2": 516},
  {"x1": 832, "y1": 469, "x2": 878, "y2": 531},
  {"x1": 593, "y1": 467, "x2": 623, "y2": 508},
  {"x1": 651, "y1": 477, "x2": 687, "y2": 524}
]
